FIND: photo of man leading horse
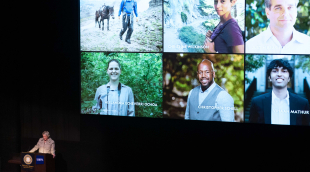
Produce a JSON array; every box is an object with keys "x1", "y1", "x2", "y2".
[{"x1": 80, "y1": 0, "x2": 163, "y2": 52}]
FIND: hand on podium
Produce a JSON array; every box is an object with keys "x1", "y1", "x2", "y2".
[{"x1": 53, "y1": 154, "x2": 55, "y2": 158}]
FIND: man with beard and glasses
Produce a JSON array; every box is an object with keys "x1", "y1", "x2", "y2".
[
  {"x1": 184, "y1": 59, "x2": 235, "y2": 122},
  {"x1": 249, "y1": 59, "x2": 310, "y2": 125}
]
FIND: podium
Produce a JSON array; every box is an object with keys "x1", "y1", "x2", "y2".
[{"x1": 8, "y1": 152, "x2": 55, "y2": 172}]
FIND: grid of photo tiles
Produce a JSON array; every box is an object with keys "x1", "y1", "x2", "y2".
[{"x1": 80, "y1": 0, "x2": 310, "y2": 126}]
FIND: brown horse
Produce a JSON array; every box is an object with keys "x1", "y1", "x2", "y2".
[
  {"x1": 100, "y1": 6, "x2": 115, "y2": 31},
  {"x1": 95, "y1": 10, "x2": 101, "y2": 28}
]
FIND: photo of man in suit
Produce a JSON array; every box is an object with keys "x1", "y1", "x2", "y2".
[{"x1": 249, "y1": 59, "x2": 310, "y2": 125}]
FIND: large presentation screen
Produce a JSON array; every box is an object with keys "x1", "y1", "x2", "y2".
[{"x1": 80, "y1": 0, "x2": 310, "y2": 126}]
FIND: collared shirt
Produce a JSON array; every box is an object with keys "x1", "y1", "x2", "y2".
[
  {"x1": 93, "y1": 83, "x2": 135, "y2": 116},
  {"x1": 271, "y1": 91, "x2": 290, "y2": 125},
  {"x1": 184, "y1": 82, "x2": 235, "y2": 122},
  {"x1": 246, "y1": 26, "x2": 310, "y2": 54}
]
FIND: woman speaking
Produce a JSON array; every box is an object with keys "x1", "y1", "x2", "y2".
[
  {"x1": 29, "y1": 131, "x2": 55, "y2": 158},
  {"x1": 204, "y1": 0, "x2": 244, "y2": 53},
  {"x1": 93, "y1": 59, "x2": 135, "y2": 116}
]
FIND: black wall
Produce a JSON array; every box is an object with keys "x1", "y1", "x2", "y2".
[{"x1": 2, "y1": 0, "x2": 310, "y2": 171}]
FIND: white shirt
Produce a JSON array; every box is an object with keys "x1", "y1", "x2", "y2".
[
  {"x1": 198, "y1": 81, "x2": 216, "y2": 105},
  {"x1": 271, "y1": 91, "x2": 290, "y2": 125},
  {"x1": 246, "y1": 26, "x2": 310, "y2": 54},
  {"x1": 184, "y1": 82, "x2": 235, "y2": 122}
]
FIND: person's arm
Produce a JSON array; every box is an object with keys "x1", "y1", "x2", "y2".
[
  {"x1": 249, "y1": 98, "x2": 259, "y2": 123},
  {"x1": 217, "y1": 91, "x2": 234, "y2": 122},
  {"x1": 232, "y1": 44, "x2": 244, "y2": 53},
  {"x1": 92, "y1": 88, "x2": 100, "y2": 112},
  {"x1": 51, "y1": 141, "x2": 55, "y2": 158},
  {"x1": 134, "y1": 1, "x2": 138, "y2": 17},
  {"x1": 127, "y1": 88, "x2": 135, "y2": 117},
  {"x1": 203, "y1": 39, "x2": 216, "y2": 53},
  {"x1": 134, "y1": 1, "x2": 138, "y2": 22},
  {"x1": 29, "y1": 140, "x2": 40, "y2": 153},
  {"x1": 224, "y1": 21, "x2": 244, "y2": 53},
  {"x1": 184, "y1": 90, "x2": 192, "y2": 120},
  {"x1": 303, "y1": 100, "x2": 310, "y2": 126},
  {"x1": 118, "y1": 1, "x2": 124, "y2": 17}
]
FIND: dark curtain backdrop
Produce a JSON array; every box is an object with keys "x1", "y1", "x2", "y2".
[{"x1": 19, "y1": 0, "x2": 80, "y2": 141}]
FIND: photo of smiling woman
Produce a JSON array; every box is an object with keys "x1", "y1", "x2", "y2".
[
  {"x1": 81, "y1": 52, "x2": 163, "y2": 118},
  {"x1": 92, "y1": 59, "x2": 135, "y2": 116},
  {"x1": 204, "y1": 0, "x2": 244, "y2": 53}
]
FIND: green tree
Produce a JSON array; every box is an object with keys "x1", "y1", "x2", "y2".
[
  {"x1": 179, "y1": 26, "x2": 205, "y2": 53},
  {"x1": 295, "y1": 55, "x2": 310, "y2": 73},
  {"x1": 181, "y1": 12, "x2": 188, "y2": 23},
  {"x1": 244, "y1": 55, "x2": 266, "y2": 83}
]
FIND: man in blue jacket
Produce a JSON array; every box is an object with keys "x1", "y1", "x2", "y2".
[{"x1": 118, "y1": 0, "x2": 138, "y2": 44}]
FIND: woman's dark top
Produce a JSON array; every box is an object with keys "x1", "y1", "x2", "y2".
[{"x1": 210, "y1": 18, "x2": 244, "y2": 53}]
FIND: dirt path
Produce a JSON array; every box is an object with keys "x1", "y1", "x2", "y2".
[
  {"x1": 164, "y1": 27, "x2": 188, "y2": 52},
  {"x1": 81, "y1": 17, "x2": 142, "y2": 51},
  {"x1": 164, "y1": 18, "x2": 207, "y2": 52},
  {"x1": 80, "y1": 6, "x2": 163, "y2": 52}
]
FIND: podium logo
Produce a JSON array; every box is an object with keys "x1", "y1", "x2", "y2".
[
  {"x1": 36, "y1": 155, "x2": 44, "y2": 165},
  {"x1": 23, "y1": 155, "x2": 33, "y2": 165}
]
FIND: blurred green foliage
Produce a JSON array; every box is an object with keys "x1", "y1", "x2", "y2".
[
  {"x1": 295, "y1": 55, "x2": 310, "y2": 73},
  {"x1": 199, "y1": 0, "x2": 216, "y2": 16},
  {"x1": 184, "y1": 1, "x2": 190, "y2": 12},
  {"x1": 246, "y1": 0, "x2": 310, "y2": 41},
  {"x1": 179, "y1": 26, "x2": 205, "y2": 53},
  {"x1": 202, "y1": 19, "x2": 218, "y2": 30},
  {"x1": 163, "y1": 54, "x2": 244, "y2": 117},
  {"x1": 81, "y1": 52, "x2": 163, "y2": 118},
  {"x1": 181, "y1": 12, "x2": 188, "y2": 23},
  {"x1": 164, "y1": 1, "x2": 171, "y2": 16},
  {"x1": 244, "y1": 55, "x2": 266, "y2": 83}
]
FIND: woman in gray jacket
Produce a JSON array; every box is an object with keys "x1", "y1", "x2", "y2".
[
  {"x1": 92, "y1": 59, "x2": 135, "y2": 116},
  {"x1": 29, "y1": 131, "x2": 55, "y2": 158}
]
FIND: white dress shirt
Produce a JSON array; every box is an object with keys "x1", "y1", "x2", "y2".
[
  {"x1": 271, "y1": 91, "x2": 290, "y2": 125},
  {"x1": 246, "y1": 26, "x2": 310, "y2": 54},
  {"x1": 184, "y1": 82, "x2": 235, "y2": 122}
]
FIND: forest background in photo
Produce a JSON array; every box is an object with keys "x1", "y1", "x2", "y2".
[{"x1": 81, "y1": 52, "x2": 163, "y2": 118}]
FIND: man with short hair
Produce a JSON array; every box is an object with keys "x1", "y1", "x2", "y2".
[
  {"x1": 249, "y1": 59, "x2": 310, "y2": 125},
  {"x1": 246, "y1": 0, "x2": 310, "y2": 54},
  {"x1": 118, "y1": 0, "x2": 138, "y2": 44},
  {"x1": 184, "y1": 59, "x2": 235, "y2": 122}
]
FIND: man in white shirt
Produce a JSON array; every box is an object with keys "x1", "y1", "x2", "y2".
[
  {"x1": 184, "y1": 59, "x2": 235, "y2": 122},
  {"x1": 246, "y1": 0, "x2": 310, "y2": 54},
  {"x1": 249, "y1": 59, "x2": 310, "y2": 125}
]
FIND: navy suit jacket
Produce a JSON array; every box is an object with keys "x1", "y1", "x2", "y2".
[{"x1": 249, "y1": 92, "x2": 310, "y2": 126}]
